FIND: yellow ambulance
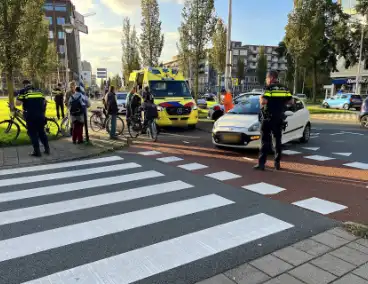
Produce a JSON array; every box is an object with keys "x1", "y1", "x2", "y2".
[{"x1": 128, "y1": 67, "x2": 198, "y2": 128}]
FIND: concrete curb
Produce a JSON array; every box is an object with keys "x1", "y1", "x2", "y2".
[{"x1": 311, "y1": 113, "x2": 359, "y2": 122}]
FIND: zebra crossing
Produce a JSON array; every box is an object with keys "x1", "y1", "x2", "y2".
[{"x1": 0, "y1": 155, "x2": 337, "y2": 284}]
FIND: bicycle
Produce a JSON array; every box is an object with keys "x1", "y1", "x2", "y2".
[
  {"x1": 60, "y1": 112, "x2": 71, "y2": 137},
  {"x1": 89, "y1": 107, "x2": 125, "y2": 136},
  {"x1": 127, "y1": 110, "x2": 158, "y2": 142},
  {"x1": 0, "y1": 104, "x2": 60, "y2": 144}
]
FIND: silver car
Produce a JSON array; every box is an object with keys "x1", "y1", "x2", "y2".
[{"x1": 116, "y1": 92, "x2": 127, "y2": 114}]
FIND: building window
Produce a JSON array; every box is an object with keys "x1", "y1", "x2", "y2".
[
  {"x1": 49, "y1": 30, "x2": 54, "y2": 39},
  {"x1": 58, "y1": 31, "x2": 65, "y2": 39},
  {"x1": 57, "y1": 17, "x2": 65, "y2": 25},
  {"x1": 240, "y1": 50, "x2": 247, "y2": 56},
  {"x1": 55, "y1": 4, "x2": 67, "y2": 12},
  {"x1": 44, "y1": 4, "x2": 53, "y2": 11},
  {"x1": 59, "y1": 45, "x2": 65, "y2": 54},
  {"x1": 47, "y1": 16, "x2": 52, "y2": 25}
]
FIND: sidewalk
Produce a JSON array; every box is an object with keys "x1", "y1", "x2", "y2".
[
  {"x1": 198, "y1": 227, "x2": 368, "y2": 284},
  {"x1": 311, "y1": 113, "x2": 359, "y2": 122}
]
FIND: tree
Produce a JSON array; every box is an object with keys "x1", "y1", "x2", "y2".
[
  {"x1": 111, "y1": 74, "x2": 123, "y2": 90},
  {"x1": 0, "y1": 0, "x2": 45, "y2": 103},
  {"x1": 180, "y1": 0, "x2": 216, "y2": 100},
  {"x1": 276, "y1": 41, "x2": 295, "y2": 89},
  {"x1": 256, "y1": 46, "x2": 267, "y2": 85},
  {"x1": 209, "y1": 18, "x2": 226, "y2": 96},
  {"x1": 140, "y1": 0, "x2": 164, "y2": 66},
  {"x1": 236, "y1": 58, "x2": 245, "y2": 82},
  {"x1": 122, "y1": 17, "x2": 141, "y2": 86},
  {"x1": 177, "y1": 26, "x2": 191, "y2": 80}
]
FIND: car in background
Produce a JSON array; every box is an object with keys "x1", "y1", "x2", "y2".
[
  {"x1": 322, "y1": 93, "x2": 362, "y2": 110},
  {"x1": 197, "y1": 93, "x2": 217, "y2": 109},
  {"x1": 116, "y1": 92, "x2": 127, "y2": 114},
  {"x1": 212, "y1": 95, "x2": 311, "y2": 149},
  {"x1": 295, "y1": 93, "x2": 307, "y2": 101},
  {"x1": 359, "y1": 97, "x2": 368, "y2": 128}
]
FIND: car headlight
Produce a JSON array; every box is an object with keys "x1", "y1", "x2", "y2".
[
  {"x1": 248, "y1": 122, "x2": 260, "y2": 132},
  {"x1": 157, "y1": 106, "x2": 163, "y2": 111}
]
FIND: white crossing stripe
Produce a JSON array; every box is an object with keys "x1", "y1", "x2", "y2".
[
  {"x1": 0, "y1": 163, "x2": 141, "y2": 187},
  {"x1": 205, "y1": 171, "x2": 241, "y2": 181},
  {"x1": 157, "y1": 156, "x2": 184, "y2": 163},
  {"x1": 178, "y1": 163, "x2": 208, "y2": 171},
  {"x1": 0, "y1": 156, "x2": 123, "y2": 176},
  {"x1": 23, "y1": 213, "x2": 293, "y2": 284},
  {"x1": 0, "y1": 171, "x2": 163, "y2": 203},
  {"x1": 293, "y1": 197, "x2": 347, "y2": 215},
  {"x1": 343, "y1": 162, "x2": 368, "y2": 170},
  {"x1": 0, "y1": 181, "x2": 194, "y2": 226},
  {"x1": 138, "y1": 151, "x2": 162, "y2": 156},
  {"x1": 0, "y1": 194, "x2": 233, "y2": 262}
]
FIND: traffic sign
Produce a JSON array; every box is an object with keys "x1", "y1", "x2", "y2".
[{"x1": 97, "y1": 68, "x2": 107, "y2": 79}]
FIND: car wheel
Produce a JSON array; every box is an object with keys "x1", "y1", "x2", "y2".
[
  {"x1": 361, "y1": 115, "x2": 368, "y2": 129},
  {"x1": 322, "y1": 102, "x2": 329, "y2": 108},
  {"x1": 343, "y1": 103, "x2": 350, "y2": 110},
  {"x1": 300, "y1": 123, "x2": 311, "y2": 143},
  {"x1": 188, "y1": 124, "x2": 196, "y2": 130}
]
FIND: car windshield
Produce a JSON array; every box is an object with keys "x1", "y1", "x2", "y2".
[
  {"x1": 228, "y1": 98, "x2": 260, "y2": 115},
  {"x1": 116, "y1": 93, "x2": 127, "y2": 100},
  {"x1": 149, "y1": 80, "x2": 191, "y2": 98}
]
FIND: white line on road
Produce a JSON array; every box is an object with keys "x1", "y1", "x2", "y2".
[
  {"x1": 0, "y1": 194, "x2": 233, "y2": 262},
  {"x1": 0, "y1": 163, "x2": 141, "y2": 187},
  {"x1": 23, "y1": 213, "x2": 293, "y2": 284},
  {"x1": 160, "y1": 133, "x2": 201, "y2": 139}
]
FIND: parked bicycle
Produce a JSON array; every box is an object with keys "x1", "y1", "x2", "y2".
[
  {"x1": 90, "y1": 107, "x2": 125, "y2": 135},
  {"x1": 127, "y1": 110, "x2": 158, "y2": 142},
  {"x1": 60, "y1": 112, "x2": 71, "y2": 137},
  {"x1": 0, "y1": 104, "x2": 60, "y2": 143}
]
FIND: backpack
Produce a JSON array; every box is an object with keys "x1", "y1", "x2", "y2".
[{"x1": 70, "y1": 95, "x2": 83, "y2": 116}]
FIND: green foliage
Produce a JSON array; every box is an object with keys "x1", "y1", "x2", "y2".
[
  {"x1": 209, "y1": 18, "x2": 226, "y2": 76},
  {"x1": 140, "y1": 0, "x2": 164, "y2": 67},
  {"x1": 122, "y1": 17, "x2": 141, "y2": 86},
  {"x1": 256, "y1": 46, "x2": 267, "y2": 85},
  {"x1": 180, "y1": 0, "x2": 216, "y2": 99},
  {"x1": 111, "y1": 74, "x2": 123, "y2": 90}
]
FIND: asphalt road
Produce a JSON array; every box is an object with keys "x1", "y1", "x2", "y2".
[{"x1": 0, "y1": 154, "x2": 336, "y2": 283}]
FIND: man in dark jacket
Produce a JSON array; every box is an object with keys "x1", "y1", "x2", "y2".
[
  {"x1": 254, "y1": 71, "x2": 293, "y2": 171},
  {"x1": 142, "y1": 86, "x2": 154, "y2": 104},
  {"x1": 52, "y1": 83, "x2": 64, "y2": 120},
  {"x1": 104, "y1": 85, "x2": 118, "y2": 139}
]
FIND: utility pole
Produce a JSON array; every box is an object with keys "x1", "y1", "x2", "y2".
[
  {"x1": 355, "y1": 11, "x2": 367, "y2": 95},
  {"x1": 224, "y1": 0, "x2": 232, "y2": 91}
]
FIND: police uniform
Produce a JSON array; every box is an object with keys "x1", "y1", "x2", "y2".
[
  {"x1": 17, "y1": 86, "x2": 50, "y2": 156},
  {"x1": 257, "y1": 83, "x2": 292, "y2": 170},
  {"x1": 52, "y1": 86, "x2": 64, "y2": 119}
]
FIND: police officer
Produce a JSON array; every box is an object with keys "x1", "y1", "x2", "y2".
[
  {"x1": 52, "y1": 83, "x2": 64, "y2": 120},
  {"x1": 16, "y1": 80, "x2": 50, "y2": 157},
  {"x1": 254, "y1": 71, "x2": 292, "y2": 171}
]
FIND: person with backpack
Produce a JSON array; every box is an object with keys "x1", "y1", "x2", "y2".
[
  {"x1": 126, "y1": 87, "x2": 141, "y2": 120},
  {"x1": 142, "y1": 86, "x2": 154, "y2": 104},
  {"x1": 68, "y1": 86, "x2": 91, "y2": 144},
  {"x1": 104, "y1": 85, "x2": 119, "y2": 139}
]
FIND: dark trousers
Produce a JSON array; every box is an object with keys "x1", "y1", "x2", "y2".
[
  {"x1": 258, "y1": 120, "x2": 283, "y2": 166},
  {"x1": 26, "y1": 118, "x2": 49, "y2": 154},
  {"x1": 55, "y1": 98, "x2": 64, "y2": 120},
  {"x1": 72, "y1": 121, "x2": 84, "y2": 143}
]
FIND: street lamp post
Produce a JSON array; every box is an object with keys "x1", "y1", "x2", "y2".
[
  {"x1": 355, "y1": 10, "x2": 368, "y2": 95},
  {"x1": 224, "y1": 0, "x2": 232, "y2": 91},
  {"x1": 62, "y1": 24, "x2": 74, "y2": 89}
]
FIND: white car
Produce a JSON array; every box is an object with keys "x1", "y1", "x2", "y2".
[
  {"x1": 212, "y1": 95, "x2": 311, "y2": 149},
  {"x1": 116, "y1": 92, "x2": 128, "y2": 114}
]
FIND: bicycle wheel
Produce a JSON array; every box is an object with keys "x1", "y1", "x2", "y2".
[
  {"x1": 45, "y1": 118, "x2": 60, "y2": 137},
  {"x1": 90, "y1": 113, "x2": 104, "y2": 132},
  {"x1": 0, "y1": 120, "x2": 20, "y2": 144},
  {"x1": 106, "y1": 116, "x2": 125, "y2": 136},
  {"x1": 128, "y1": 118, "x2": 141, "y2": 138},
  {"x1": 60, "y1": 116, "x2": 71, "y2": 137},
  {"x1": 147, "y1": 120, "x2": 158, "y2": 142}
]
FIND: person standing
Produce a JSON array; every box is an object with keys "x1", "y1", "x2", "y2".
[
  {"x1": 52, "y1": 83, "x2": 64, "y2": 120},
  {"x1": 16, "y1": 80, "x2": 50, "y2": 157},
  {"x1": 64, "y1": 81, "x2": 76, "y2": 135},
  {"x1": 222, "y1": 88, "x2": 234, "y2": 113},
  {"x1": 104, "y1": 85, "x2": 118, "y2": 139},
  {"x1": 254, "y1": 71, "x2": 292, "y2": 171},
  {"x1": 142, "y1": 86, "x2": 154, "y2": 104},
  {"x1": 68, "y1": 86, "x2": 90, "y2": 144}
]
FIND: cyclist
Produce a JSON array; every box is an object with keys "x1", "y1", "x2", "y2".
[
  {"x1": 140, "y1": 98, "x2": 158, "y2": 134},
  {"x1": 126, "y1": 87, "x2": 141, "y2": 121},
  {"x1": 15, "y1": 80, "x2": 50, "y2": 157}
]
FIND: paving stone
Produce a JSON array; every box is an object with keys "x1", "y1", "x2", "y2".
[
  {"x1": 224, "y1": 264, "x2": 270, "y2": 284},
  {"x1": 332, "y1": 273, "x2": 368, "y2": 284},
  {"x1": 263, "y1": 274, "x2": 306, "y2": 284},
  {"x1": 357, "y1": 239, "x2": 368, "y2": 248},
  {"x1": 196, "y1": 274, "x2": 235, "y2": 284},
  {"x1": 272, "y1": 246, "x2": 314, "y2": 266},
  {"x1": 250, "y1": 254, "x2": 293, "y2": 277},
  {"x1": 289, "y1": 263, "x2": 337, "y2": 284},
  {"x1": 3, "y1": 158, "x2": 19, "y2": 166},
  {"x1": 311, "y1": 253, "x2": 356, "y2": 276},
  {"x1": 330, "y1": 246, "x2": 368, "y2": 266},
  {"x1": 327, "y1": 227, "x2": 358, "y2": 241},
  {"x1": 312, "y1": 232, "x2": 350, "y2": 248},
  {"x1": 348, "y1": 242, "x2": 368, "y2": 255},
  {"x1": 293, "y1": 238, "x2": 331, "y2": 256},
  {"x1": 353, "y1": 263, "x2": 368, "y2": 280}
]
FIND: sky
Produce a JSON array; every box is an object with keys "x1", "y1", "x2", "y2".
[{"x1": 73, "y1": 0, "x2": 294, "y2": 76}]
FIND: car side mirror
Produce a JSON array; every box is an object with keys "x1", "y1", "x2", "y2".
[{"x1": 285, "y1": 111, "x2": 293, "y2": 117}]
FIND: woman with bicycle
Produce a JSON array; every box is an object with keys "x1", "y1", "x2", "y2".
[{"x1": 104, "y1": 86, "x2": 119, "y2": 139}]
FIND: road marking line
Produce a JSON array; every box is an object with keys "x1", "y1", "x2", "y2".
[
  {"x1": 0, "y1": 194, "x2": 234, "y2": 263},
  {"x1": 293, "y1": 197, "x2": 347, "y2": 215},
  {"x1": 341, "y1": 131, "x2": 364, "y2": 136},
  {"x1": 205, "y1": 171, "x2": 241, "y2": 181},
  {"x1": 343, "y1": 162, "x2": 368, "y2": 170},
  {"x1": 0, "y1": 181, "x2": 194, "y2": 226},
  {"x1": 0, "y1": 156, "x2": 123, "y2": 176},
  {"x1": 330, "y1": 133, "x2": 344, "y2": 136},
  {"x1": 243, "y1": 157, "x2": 255, "y2": 161},
  {"x1": 178, "y1": 163, "x2": 208, "y2": 171},
  {"x1": 23, "y1": 213, "x2": 293, "y2": 284},
  {"x1": 183, "y1": 141, "x2": 190, "y2": 144},
  {"x1": 0, "y1": 163, "x2": 141, "y2": 187},
  {"x1": 138, "y1": 151, "x2": 162, "y2": 156},
  {"x1": 0, "y1": 171, "x2": 163, "y2": 203},
  {"x1": 242, "y1": 182, "x2": 286, "y2": 195},
  {"x1": 304, "y1": 155, "x2": 335, "y2": 161},
  {"x1": 156, "y1": 156, "x2": 184, "y2": 163},
  {"x1": 282, "y1": 150, "x2": 302, "y2": 155},
  {"x1": 310, "y1": 136, "x2": 318, "y2": 139},
  {"x1": 303, "y1": 147, "x2": 320, "y2": 151},
  {"x1": 332, "y1": 152, "x2": 352, "y2": 157}
]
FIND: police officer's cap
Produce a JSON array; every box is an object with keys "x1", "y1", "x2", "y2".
[
  {"x1": 267, "y1": 70, "x2": 279, "y2": 79},
  {"x1": 22, "y1": 79, "x2": 31, "y2": 85}
]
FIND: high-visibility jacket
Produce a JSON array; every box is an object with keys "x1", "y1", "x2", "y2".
[
  {"x1": 262, "y1": 84, "x2": 292, "y2": 120},
  {"x1": 17, "y1": 87, "x2": 46, "y2": 120},
  {"x1": 223, "y1": 92, "x2": 234, "y2": 113}
]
